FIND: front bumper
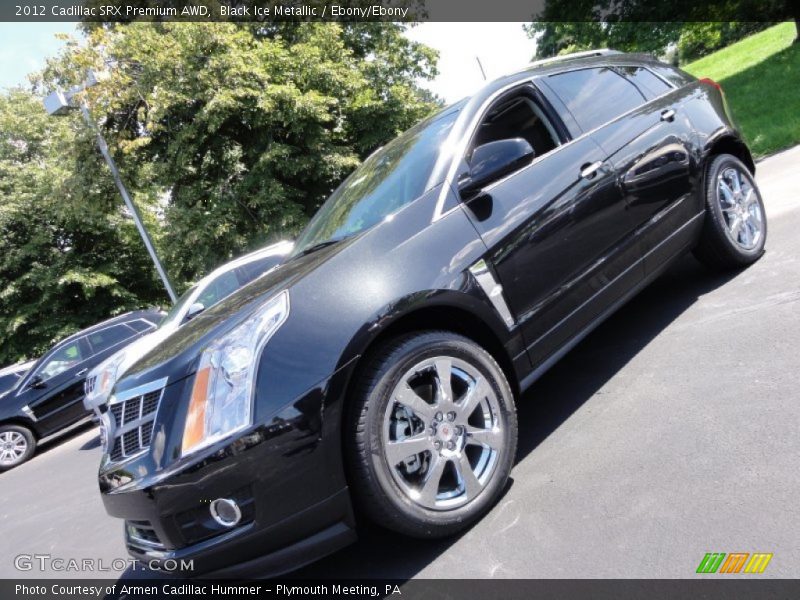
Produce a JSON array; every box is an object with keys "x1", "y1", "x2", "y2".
[
  {"x1": 105, "y1": 485, "x2": 355, "y2": 578},
  {"x1": 100, "y1": 374, "x2": 357, "y2": 577}
]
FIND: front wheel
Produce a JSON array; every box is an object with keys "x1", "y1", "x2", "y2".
[
  {"x1": 0, "y1": 424, "x2": 36, "y2": 470},
  {"x1": 693, "y1": 154, "x2": 767, "y2": 269},
  {"x1": 347, "y1": 331, "x2": 517, "y2": 538}
]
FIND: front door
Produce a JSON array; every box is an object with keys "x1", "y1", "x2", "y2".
[
  {"x1": 24, "y1": 336, "x2": 92, "y2": 435},
  {"x1": 457, "y1": 85, "x2": 643, "y2": 370}
]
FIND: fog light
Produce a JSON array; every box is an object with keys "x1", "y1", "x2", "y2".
[{"x1": 209, "y1": 498, "x2": 241, "y2": 527}]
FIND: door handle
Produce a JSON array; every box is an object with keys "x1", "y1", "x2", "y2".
[
  {"x1": 580, "y1": 161, "x2": 603, "y2": 179},
  {"x1": 76, "y1": 368, "x2": 88, "y2": 378},
  {"x1": 660, "y1": 108, "x2": 676, "y2": 122}
]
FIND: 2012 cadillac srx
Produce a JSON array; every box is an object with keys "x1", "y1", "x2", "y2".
[{"x1": 98, "y1": 50, "x2": 767, "y2": 576}]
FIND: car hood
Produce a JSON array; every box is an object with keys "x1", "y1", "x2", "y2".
[
  {"x1": 112, "y1": 239, "x2": 353, "y2": 396},
  {"x1": 90, "y1": 324, "x2": 176, "y2": 385},
  {"x1": 118, "y1": 326, "x2": 177, "y2": 375}
]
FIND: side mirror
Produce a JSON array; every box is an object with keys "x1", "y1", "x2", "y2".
[
  {"x1": 459, "y1": 138, "x2": 535, "y2": 198},
  {"x1": 29, "y1": 374, "x2": 46, "y2": 390},
  {"x1": 185, "y1": 302, "x2": 205, "y2": 322}
]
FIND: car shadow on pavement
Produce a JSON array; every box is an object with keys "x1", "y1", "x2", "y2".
[
  {"x1": 290, "y1": 255, "x2": 740, "y2": 579},
  {"x1": 13, "y1": 420, "x2": 95, "y2": 463},
  {"x1": 80, "y1": 433, "x2": 102, "y2": 450}
]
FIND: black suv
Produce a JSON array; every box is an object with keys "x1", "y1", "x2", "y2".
[
  {"x1": 99, "y1": 51, "x2": 766, "y2": 576},
  {"x1": 0, "y1": 310, "x2": 162, "y2": 469}
]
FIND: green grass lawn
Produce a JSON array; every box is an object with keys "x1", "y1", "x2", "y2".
[{"x1": 683, "y1": 22, "x2": 800, "y2": 158}]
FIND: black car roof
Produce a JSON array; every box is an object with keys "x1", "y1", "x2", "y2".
[
  {"x1": 48, "y1": 309, "x2": 161, "y2": 349},
  {"x1": 478, "y1": 50, "x2": 669, "y2": 100}
]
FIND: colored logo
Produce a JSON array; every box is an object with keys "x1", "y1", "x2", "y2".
[{"x1": 696, "y1": 552, "x2": 773, "y2": 574}]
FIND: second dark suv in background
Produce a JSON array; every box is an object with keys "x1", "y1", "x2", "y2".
[
  {"x1": 0, "y1": 310, "x2": 162, "y2": 469},
  {"x1": 99, "y1": 50, "x2": 766, "y2": 575}
]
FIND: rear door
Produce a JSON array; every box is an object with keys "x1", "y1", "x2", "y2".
[
  {"x1": 456, "y1": 84, "x2": 643, "y2": 370},
  {"x1": 542, "y1": 65, "x2": 701, "y2": 269}
]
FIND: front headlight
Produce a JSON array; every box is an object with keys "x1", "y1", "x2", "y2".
[
  {"x1": 86, "y1": 353, "x2": 125, "y2": 408},
  {"x1": 181, "y1": 291, "x2": 290, "y2": 456}
]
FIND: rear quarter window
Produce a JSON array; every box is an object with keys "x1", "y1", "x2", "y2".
[
  {"x1": 649, "y1": 64, "x2": 694, "y2": 87},
  {"x1": 615, "y1": 66, "x2": 673, "y2": 98},
  {"x1": 86, "y1": 324, "x2": 137, "y2": 355},
  {"x1": 545, "y1": 67, "x2": 646, "y2": 132}
]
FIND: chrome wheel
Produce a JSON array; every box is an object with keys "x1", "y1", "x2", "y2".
[
  {"x1": 717, "y1": 166, "x2": 763, "y2": 250},
  {"x1": 0, "y1": 430, "x2": 28, "y2": 466},
  {"x1": 382, "y1": 356, "x2": 503, "y2": 511}
]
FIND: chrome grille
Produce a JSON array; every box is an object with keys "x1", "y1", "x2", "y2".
[
  {"x1": 107, "y1": 386, "x2": 164, "y2": 463},
  {"x1": 85, "y1": 374, "x2": 97, "y2": 395}
]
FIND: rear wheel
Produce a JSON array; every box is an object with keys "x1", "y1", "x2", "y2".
[
  {"x1": 347, "y1": 331, "x2": 517, "y2": 538},
  {"x1": 0, "y1": 424, "x2": 36, "y2": 470},
  {"x1": 693, "y1": 154, "x2": 767, "y2": 269}
]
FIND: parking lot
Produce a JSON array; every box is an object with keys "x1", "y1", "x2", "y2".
[{"x1": 2, "y1": 146, "x2": 798, "y2": 580}]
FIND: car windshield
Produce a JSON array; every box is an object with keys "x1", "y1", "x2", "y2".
[
  {"x1": 158, "y1": 284, "x2": 198, "y2": 329},
  {"x1": 293, "y1": 105, "x2": 461, "y2": 255}
]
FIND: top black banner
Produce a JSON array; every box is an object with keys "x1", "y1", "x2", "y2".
[{"x1": 3, "y1": 0, "x2": 797, "y2": 22}]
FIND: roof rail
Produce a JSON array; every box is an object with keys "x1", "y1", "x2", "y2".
[{"x1": 530, "y1": 48, "x2": 621, "y2": 67}]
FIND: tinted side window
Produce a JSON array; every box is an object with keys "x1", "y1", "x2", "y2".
[
  {"x1": 37, "y1": 339, "x2": 85, "y2": 381},
  {"x1": 236, "y1": 256, "x2": 279, "y2": 286},
  {"x1": 196, "y1": 270, "x2": 240, "y2": 310},
  {"x1": 650, "y1": 64, "x2": 693, "y2": 88},
  {"x1": 616, "y1": 66, "x2": 672, "y2": 98},
  {"x1": 128, "y1": 319, "x2": 155, "y2": 333},
  {"x1": 546, "y1": 67, "x2": 646, "y2": 132},
  {"x1": 472, "y1": 93, "x2": 560, "y2": 161},
  {"x1": 87, "y1": 324, "x2": 136, "y2": 355}
]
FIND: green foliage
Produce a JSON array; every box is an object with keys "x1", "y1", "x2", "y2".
[
  {"x1": 0, "y1": 23, "x2": 439, "y2": 363},
  {"x1": 684, "y1": 22, "x2": 800, "y2": 157},
  {"x1": 0, "y1": 90, "x2": 166, "y2": 363},
  {"x1": 677, "y1": 22, "x2": 773, "y2": 63},
  {"x1": 526, "y1": 22, "x2": 682, "y2": 58},
  {"x1": 41, "y1": 23, "x2": 439, "y2": 284},
  {"x1": 526, "y1": 0, "x2": 789, "y2": 61}
]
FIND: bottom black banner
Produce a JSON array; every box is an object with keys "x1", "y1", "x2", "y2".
[{"x1": 3, "y1": 579, "x2": 799, "y2": 600}]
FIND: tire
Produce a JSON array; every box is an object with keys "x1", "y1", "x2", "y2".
[
  {"x1": 693, "y1": 154, "x2": 767, "y2": 270},
  {"x1": 0, "y1": 424, "x2": 36, "y2": 470},
  {"x1": 347, "y1": 330, "x2": 517, "y2": 538}
]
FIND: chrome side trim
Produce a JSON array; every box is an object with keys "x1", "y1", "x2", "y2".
[
  {"x1": 110, "y1": 376, "x2": 169, "y2": 404},
  {"x1": 21, "y1": 405, "x2": 37, "y2": 422},
  {"x1": 469, "y1": 260, "x2": 515, "y2": 329}
]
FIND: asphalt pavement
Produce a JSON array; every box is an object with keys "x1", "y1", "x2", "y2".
[{"x1": 1, "y1": 146, "x2": 798, "y2": 580}]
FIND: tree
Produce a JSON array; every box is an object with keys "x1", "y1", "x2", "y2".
[
  {"x1": 0, "y1": 90, "x2": 166, "y2": 363},
  {"x1": 0, "y1": 23, "x2": 438, "y2": 362},
  {"x1": 40, "y1": 23, "x2": 440, "y2": 285},
  {"x1": 526, "y1": 22, "x2": 682, "y2": 59},
  {"x1": 526, "y1": 0, "x2": 790, "y2": 60}
]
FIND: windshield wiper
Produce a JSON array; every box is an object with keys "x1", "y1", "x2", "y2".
[{"x1": 296, "y1": 237, "x2": 348, "y2": 257}]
